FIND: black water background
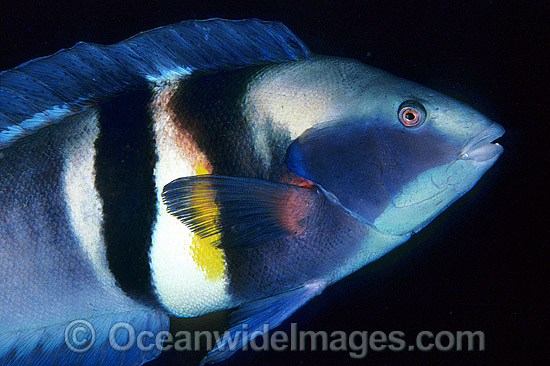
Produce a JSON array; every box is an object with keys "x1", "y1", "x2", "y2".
[{"x1": 1, "y1": 1, "x2": 547, "y2": 365}]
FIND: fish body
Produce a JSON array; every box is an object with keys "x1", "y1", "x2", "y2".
[{"x1": 0, "y1": 19, "x2": 503, "y2": 365}]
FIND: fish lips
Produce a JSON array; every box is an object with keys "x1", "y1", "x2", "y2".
[{"x1": 459, "y1": 122, "x2": 505, "y2": 162}]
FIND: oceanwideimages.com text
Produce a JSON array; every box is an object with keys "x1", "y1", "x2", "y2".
[{"x1": 65, "y1": 320, "x2": 485, "y2": 359}]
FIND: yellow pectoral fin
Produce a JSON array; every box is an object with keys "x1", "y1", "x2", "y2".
[
  {"x1": 191, "y1": 233, "x2": 225, "y2": 281},
  {"x1": 189, "y1": 161, "x2": 225, "y2": 281}
]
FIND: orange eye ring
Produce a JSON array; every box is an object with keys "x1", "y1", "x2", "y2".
[
  {"x1": 398, "y1": 101, "x2": 426, "y2": 127},
  {"x1": 399, "y1": 107, "x2": 421, "y2": 126}
]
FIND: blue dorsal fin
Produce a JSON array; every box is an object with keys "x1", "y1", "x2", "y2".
[
  {"x1": 0, "y1": 310, "x2": 169, "y2": 366},
  {"x1": 0, "y1": 18, "x2": 312, "y2": 149}
]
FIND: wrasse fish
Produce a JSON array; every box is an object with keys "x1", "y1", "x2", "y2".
[{"x1": 0, "y1": 19, "x2": 504, "y2": 365}]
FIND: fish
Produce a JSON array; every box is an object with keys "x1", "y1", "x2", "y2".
[{"x1": 0, "y1": 18, "x2": 504, "y2": 365}]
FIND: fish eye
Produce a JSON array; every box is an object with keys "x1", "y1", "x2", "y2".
[{"x1": 398, "y1": 101, "x2": 426, "y2": 127}]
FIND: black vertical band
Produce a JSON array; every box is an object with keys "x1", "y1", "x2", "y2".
[
  {"x1": 170, "y1": 66, "x2": 290, "y2": 182},
  {"x1": 94, "y1": 87, "x2": 161, "y2": 308}
]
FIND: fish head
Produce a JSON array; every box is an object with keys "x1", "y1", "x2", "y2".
[{"x1": 285, "y1": 58, "x2": 504, "y2": 237}]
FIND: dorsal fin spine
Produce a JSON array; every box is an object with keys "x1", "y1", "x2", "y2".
[{"x1": 0, "y1": 19, "x2": 312, "y2": 148}]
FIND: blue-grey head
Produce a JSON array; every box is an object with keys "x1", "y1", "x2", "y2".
[{"x1": 254, "y1": 57, "x2": 505, "y2": 237}]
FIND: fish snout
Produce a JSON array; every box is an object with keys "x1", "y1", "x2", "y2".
[{"x1": 459, "y1": 122, "x2": 505, "y2": 162}]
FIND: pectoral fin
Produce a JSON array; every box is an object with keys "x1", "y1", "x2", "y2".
[
  {"x1": 200, "y1": 281, "x2": 326, "y2": 365},
  {"x1": 162, "y1": 175, "x2": 323, "y2": 248}
]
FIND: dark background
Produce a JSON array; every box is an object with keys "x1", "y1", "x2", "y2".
[{"x1": 1, "y1": 1, "x2": 547, "y2": 365}]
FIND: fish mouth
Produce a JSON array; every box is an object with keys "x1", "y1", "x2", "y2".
[{"x1": 459, "y1": 122, "x2": 505, "y2": 162}]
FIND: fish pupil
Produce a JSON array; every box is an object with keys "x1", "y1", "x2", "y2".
[{"x1": 405, "y1": 111, "x2": 416, "y2": 120}]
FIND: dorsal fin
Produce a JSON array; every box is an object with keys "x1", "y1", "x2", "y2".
[{"x1": 0, "y1": 18, "x2": 312, "y2": 149}]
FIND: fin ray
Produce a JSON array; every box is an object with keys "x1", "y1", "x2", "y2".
[
  {"x1": 0, "y1": 311, "x2": 169, "y2": 366},
  {"x1": 162, "y1": 175, "x2": 322, "y2": 248},
  {"x1": 200, "y1": 281, "x2": 326, "y2": 365},
  {"x1": 0, "y1": 19, "x2": 312, "y2": 148}
]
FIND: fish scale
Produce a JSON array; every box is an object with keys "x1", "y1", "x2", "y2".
[
  {"x1": 0, "y1": 19, "x2": 503, "y2": 365},
  {"x1": 169, "y1": 66, "x2": 289, "y2": 181}
]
